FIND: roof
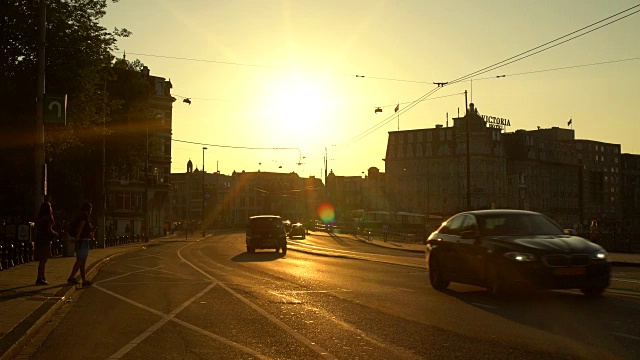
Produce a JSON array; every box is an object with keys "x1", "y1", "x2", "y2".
[
  {"x1": 249, "y1": 215, "x2": 282, "y2": 219},
  {"x1": 462, "y1": 209, "x2": 541, "y2": 216}
]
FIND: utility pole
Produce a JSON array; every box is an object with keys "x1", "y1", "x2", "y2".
[
  {"x1": 144, "y1": 122, "x2": 149, "y2": 241},
  {"x1": 34, "y1": 0, "x2": 46, "y2": 215},
  {"x1": 202, "y1": 147, "x2": 207, "y2": 237},
  {"x1": 99, "y1": 74, "x2": 106, "y2": 248},
  {"x1": 465, "y1": 90, "x2": 471, "y2": 210},
  {"x1": 324, "y1": 147, "x2": 328, "y2": 202}
]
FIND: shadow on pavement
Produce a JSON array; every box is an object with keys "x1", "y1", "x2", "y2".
[{"x1": 231, "y1": 252, "x2": 285, "y2": 262}]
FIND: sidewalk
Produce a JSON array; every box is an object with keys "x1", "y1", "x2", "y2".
[
  {"x1": 0, "y1": 241, "x2": 149, "y2": 360},
  {"x1": 308, "y1": 230, "x2": 640, "y2": 267}
]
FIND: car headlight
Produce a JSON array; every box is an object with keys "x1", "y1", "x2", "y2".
[
  {"x1": 503, "y1": 252, "x2": 537, "y2": 262},
  {"x1": 591, "y1": 250, "x2": 607, "y2": 260}
]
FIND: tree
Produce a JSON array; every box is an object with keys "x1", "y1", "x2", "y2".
[{"x1": 0, "y1": 0, "x2": 129, "y2": 219}]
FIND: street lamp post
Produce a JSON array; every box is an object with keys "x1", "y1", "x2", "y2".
[{"x1": 202, "y1": 147, "x2": 207, "y2": 237}]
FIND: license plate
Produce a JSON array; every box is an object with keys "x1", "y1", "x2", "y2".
[{"x1": 554, "y1": 267, "x2": 586, "y2": 276}]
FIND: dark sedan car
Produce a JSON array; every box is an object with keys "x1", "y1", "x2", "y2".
[
  {"x1": 246, "y1": 215, "x2": 288, "y2": 254},
  {"x1": 289, "y1": 223, "x2": 306, "y2": 239},
  {"x1": 426, "y1": 209, "x2": 610, "y2": 297}
]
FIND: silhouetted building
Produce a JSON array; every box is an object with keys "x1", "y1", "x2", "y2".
[{"x1": 384, "y1": 103, "x2": 507, "y2": 216}]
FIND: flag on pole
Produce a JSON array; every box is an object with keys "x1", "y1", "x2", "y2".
[
  {"x1": 394, "y1": 104, "x2": 399, "y2": 113},
  {"x1": 567, "y1": 118, "x2": 572, "y2": 126}
]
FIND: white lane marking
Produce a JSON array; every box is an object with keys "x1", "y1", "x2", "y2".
[
  {"x1": 93, "y1": 283, "x2": 264, "y2": 359},
  {"x1": 471, "y1": 302, "x2": 498, "y2": 310},
  {"x1": 611, "y1": 332, "x2": 640, "y2": 341},
  {"x1": 127, "y1": 253, "x2": 172, "y2": 261},
  {"x1": 127, "y1": 263, "x2": 193, "y2": 279},
  {"x1": 94, "y1": 265, "x2": 164, "y2": 285},
  {"x1": 100, "y1": 281, "x2": 211, "y2": 285},
  {"x1": 611, "y1": 278, "x2": 640, "y2": 284},
  {"x1": 178, "y1": 241, "x2": 337, "y2": 360}
]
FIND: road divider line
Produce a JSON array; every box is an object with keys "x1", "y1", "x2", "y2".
[
  {"x1": 178, "y1": 240, "x2": 338, "y2": 360},
  {"x1": 94, "y1": 283, "x2": 268, "y2": 359},
  {"x1": 611, "y1": 278, "x2": 640, "y2": 284},
  {"x1": 126, "y1": 264, "x2": 194, "y2": 279},
  {"x1": 611, "y1": 332, "x2": 640, "y2": 341},
  {"x1": 107, "y1": 282, "x2": 216, "y2": 359},
  {"x1": 94, "y1": 265, "x2": 164, "y2": 285}
]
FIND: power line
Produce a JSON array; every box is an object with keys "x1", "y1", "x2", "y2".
[
  {"x1": 171, "y1": 138, "x2": 303, "y2": 164},
  {"x1": 472, "y1": 56, "x2": 640, "y2": 81},
  {"x1": 446, "y1": 4, "x2": 640, "y2": 86},
  {"x1": 335, "y1": 4, "x2": 640, "y2": 148},
  {"x1": 125, "y1": 51, "x2": 434, "y2": 85}
]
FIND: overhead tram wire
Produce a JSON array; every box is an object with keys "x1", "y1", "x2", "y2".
[
  {"x1": 125, "y1": 52, "x2": 435, "y2": 85},
  {"x1": 445, "y1": 4, "x2": 640, "y2": 86},
  {"x1": 335, "y1": 4, "x2": 640, "y2": 149},
  {"x1": 171, "y1": 138, "x2": 303, "y2": 164},
  {"x1": 341, "y1": 86, "x2": 444, "y2": 147},
  {"x1": 471, "y1": 56, "x2": 640, "y2": 81}
]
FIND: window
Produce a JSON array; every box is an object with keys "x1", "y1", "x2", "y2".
[
  {"x1": 408, "y1": 133, "x2": 413, "y2": 143},
  {"x1": 427, "y1": 132, "x2": 432, "y2": 142},
  {"x1": 439, "y1": 215, "x2": 466, "y2": 235}
]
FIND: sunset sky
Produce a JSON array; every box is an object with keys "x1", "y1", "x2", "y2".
[{"x1": 101, "y1": 0, "x2": 640, "y2": 178}]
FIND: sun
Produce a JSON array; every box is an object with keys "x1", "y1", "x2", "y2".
[{"x1": 267, "y1": 76, "x2": 329, "y2": 139}]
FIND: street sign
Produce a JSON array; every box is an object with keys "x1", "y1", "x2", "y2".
[{"x1": 44, "y1": 94, "x2": 67, "y2": 125}]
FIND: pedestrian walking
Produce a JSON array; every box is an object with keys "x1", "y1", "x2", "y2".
[
  {"x1": 34, "y1": 201, "x2": 58, "y2": 285},
  {"x1": 68, "y1": 202, "x2": 94, "y2": 287},
  {"x1": 589, "y1": 219, "x2": 599, "y2": 244},
  {"x1": 382, "y1": 223, "x2": 389, "y2": 242}
]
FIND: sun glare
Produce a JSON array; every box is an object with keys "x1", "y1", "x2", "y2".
[{"x1": 266, "y1": 76, "x2": 330, "y2": 139}]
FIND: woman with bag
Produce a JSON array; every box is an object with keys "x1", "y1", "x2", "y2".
[
  {"x1": 67, "y1": 202, "x2": 94, "y2": 287},
  {"x1": 35, "y1": 201, "x2": 58, "y2": 285}
]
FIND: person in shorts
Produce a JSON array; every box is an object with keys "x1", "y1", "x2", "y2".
[
  {"x1": 68, "y1": 202, "x2": 94, "y2": 287},
  {"x1": 34, "y1": 201, "x2": 58, "y2": 285}
]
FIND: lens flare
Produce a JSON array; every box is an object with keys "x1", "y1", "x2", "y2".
[{"x1": 317, "y1": 202, "x2": 335, "y2": 223}]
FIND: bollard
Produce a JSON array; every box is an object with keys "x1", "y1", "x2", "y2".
[
  {"x1": 24, "y1": 241, "x2": 34, "y2": 263},
  {"x1": 6, "y1": 243, "x2": 15, "y2": 268},
  {"x1": 0, "y1": 243, "x2": 3, "y2": 271},
  {"x1": 16, "y1": 241, "x2": 24, "y2": 264}
]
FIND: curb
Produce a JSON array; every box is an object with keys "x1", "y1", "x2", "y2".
[{"x1": 0, "y1": 242, "x2": 149, "y2": 360}]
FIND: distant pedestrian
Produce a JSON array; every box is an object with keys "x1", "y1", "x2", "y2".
[
  {"x1": 382, "y1": 223, "x2": 389, "y2": 242},
  {"x1": 34, "y1": 201, "x2": 58, "y2": 285},
  {"x1": 589, "y1": 220, "x2": 599, "y2": 243},
  {"x1": 67, "y1": 202, "x2": 94, "y2": 287}
]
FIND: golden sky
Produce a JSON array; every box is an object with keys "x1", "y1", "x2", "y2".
[{"x1": 101, "y1": 0, "x2": 640, "y2": 178}]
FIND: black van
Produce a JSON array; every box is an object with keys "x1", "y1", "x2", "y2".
[{"x1": 246, "y1": 215, "x2": 288, "y2": 254}]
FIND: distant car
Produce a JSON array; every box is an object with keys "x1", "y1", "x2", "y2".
[
  {"x1": 246, "y1": 215, "x2": 288, "y2": 254},
  {"x1": 426, "y1": 209, "x2": 610, "y2": 297},
  {"x1": 289, "y1": 223, "x2": 306, "y2": 239}
]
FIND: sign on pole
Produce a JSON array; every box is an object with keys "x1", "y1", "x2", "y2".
[{"x1": 44, "y1": 94, "x2": 67, "y2": 125}]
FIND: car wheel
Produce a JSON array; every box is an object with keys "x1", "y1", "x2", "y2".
[
  {"x1": 581, "y1": 285, "x2": 606, "y2": 297},
  {"x1": 429, "y1": 255, "x2": 449, "y2": 290},
  {"x1": 487, "y1": 264, "x2": 504, "y2": 297}
]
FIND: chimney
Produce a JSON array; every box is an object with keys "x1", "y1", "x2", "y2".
[{"x1": 141, "y1": 66, "x2": 150, "y2": 76}]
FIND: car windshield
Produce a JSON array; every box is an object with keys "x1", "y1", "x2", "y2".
[
  {"x1": 249, "y1": 218, "x2": 284, "y2": 230},
  {"x1": 476, "y1": 213, "x2": 564, "y2": 237}
]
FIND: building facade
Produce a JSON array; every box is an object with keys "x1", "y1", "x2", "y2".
[
  {"x1": 384, "y1": 103, "x2": 507, "y2": 216},
  {"x1": 105, "y1": 66, "x2": 174, "y2": 238},
  {"x1": 166, "y1": 160, "x2": 232, "y2": 232}
]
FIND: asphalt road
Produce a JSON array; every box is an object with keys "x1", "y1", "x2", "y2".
[{"x1": 24, "y1": 232, "x2": 640, "y2": 359}]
